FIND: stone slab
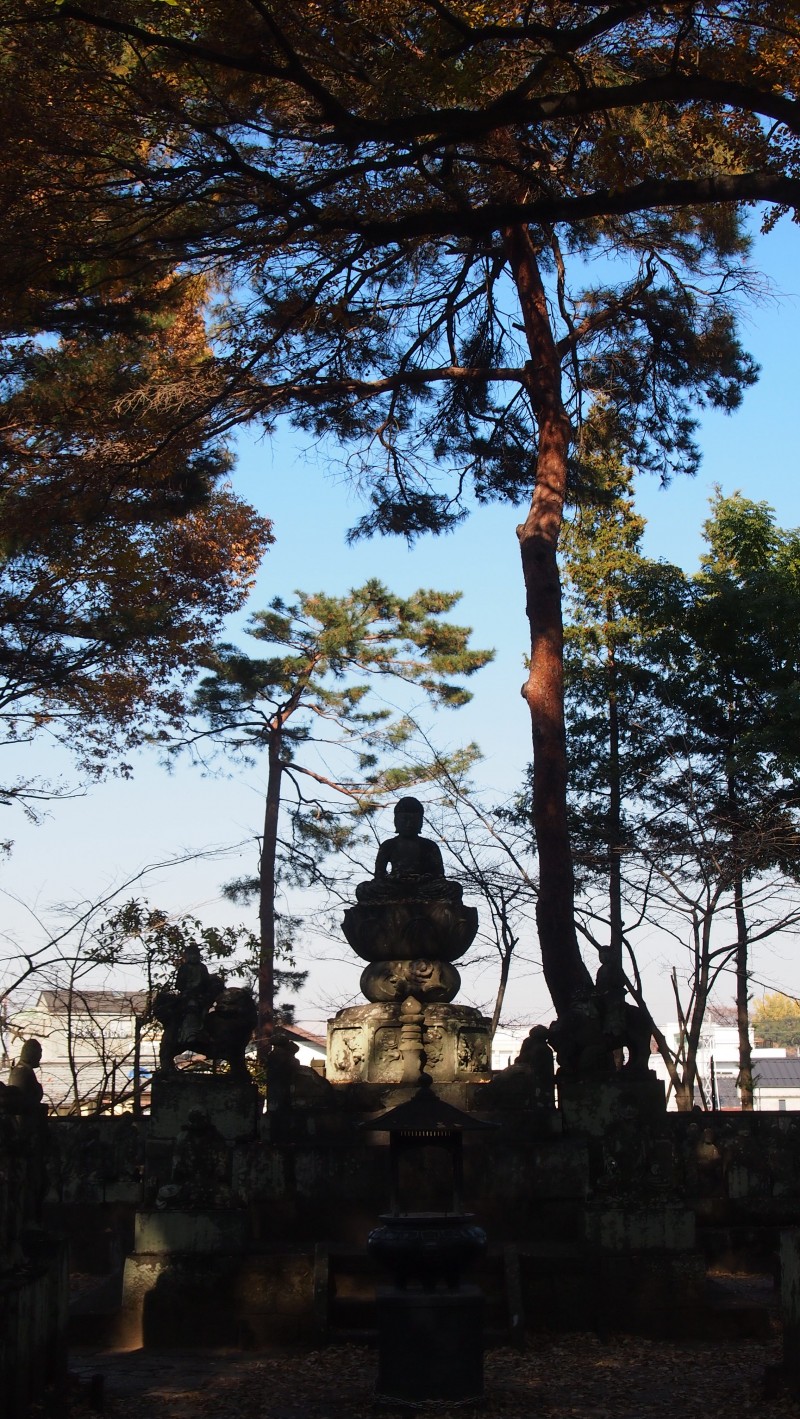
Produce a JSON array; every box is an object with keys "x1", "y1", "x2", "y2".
[
  {"x1": 584, "y1": 1203, "x2": 695, "y2": 1252},
  {"x1": 149, "y1": 1074, "x2": 261, "y2": 1142},
  {"x1": 133, "y1": 1208, "x2": 250, "y2": 1254},
  {"x1": 557, "y1": 1073, "x2": 666, "y2": 1135},
  {"x1": 120, "y1": 1251, "x2": 315, "y2": 1348}
]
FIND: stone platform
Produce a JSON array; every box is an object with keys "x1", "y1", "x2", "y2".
[{"x1": 326, "y1": 1001, "x2": 492, "y2": 1085}]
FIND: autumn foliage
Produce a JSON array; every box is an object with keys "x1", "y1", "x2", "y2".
[{"x1": 5, "y1": 1, "x2": 800, "y2": 1006}]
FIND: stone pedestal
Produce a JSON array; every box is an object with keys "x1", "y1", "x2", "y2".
[
  {"x1": 329, "y1": 816, "x2": 489, "y2": 1091},
  {"x1": 120, "y1": 1073, "x2": 260, "y2": 1347},
  {"x1": 557, "y1": 1071, "x2": 666, "y2": 1136},
  {"x1": 327, "y1": 1001, "x2": 491, "y2": 1086},
  {"x1": 375, "y1": 1285, "x2": 484, "y2": 1403},
  {"x1": 149, "y1": 1074, "x2": 260, "y2": 1143}
]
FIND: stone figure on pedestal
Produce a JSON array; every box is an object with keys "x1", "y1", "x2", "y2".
[
  {"x1": 547, "y1": 947, "x2": 653, "y2": 1081},
  {"x1": 356, "y1": 797, "x2": 456, "y2": 902},
  {"x1": 5, "y1": 1038, "x2": 49, "y2": 1228},
  {"x1": 328, "y1": 798, "x2": 491, "y2": 1086},
  {"x1": 343, "y1": 797, "x2": 478, "y2": 978},
  {"x1": 153, "y1": 945, "x2": 256, "y2": 1079}
]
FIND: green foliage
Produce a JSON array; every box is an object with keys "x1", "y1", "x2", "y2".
[
  {"x1": 192, "y1": 579, "x2": 492, "y2": 854},
  {"x1": 2, "y1": 2, "x2": 783, "y2": 534},
  {"x1": 560, "y1": 482, "x2": 800, "y2": 1101},
  {"x1": 197, "y1": 581, "x2": 492, "y2": 739},
  {"x1": 0, "y1": 267, "x2": 272, "y2": 800},
  {"x1": 89, "y1": 898, "x2": 306, "y2": 1004},
  {"x1": 564, "y1": 485, "x2": 800, "y2": 885}
]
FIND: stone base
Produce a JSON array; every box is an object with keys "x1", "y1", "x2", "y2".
[
  {"x1": 133, "y1": 1208, "x2": 250, "y2": 1255},
  {"x1": 375, "y1": 1285, "x2": 484, "y2": 1403},
  {"x1": 1, "y1": 1234, "x2": 68, "y2": 1419},
  {"x1": 557, "y1": 1071, "x2": 666, "y2": 1136},
  {"x1": 149, "y1": 1073, "x2": 261, "y2": 1142},
  {"x1": 119, "y1": 1250, "x2": 314, "y2": 1349},
  {"x1": 327, "y1": 1002, "x2": 492, "y2": 1085}
]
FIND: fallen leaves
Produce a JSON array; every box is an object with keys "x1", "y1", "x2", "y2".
[{"x1": 67, "y1": 1333, "x2": 800, "y2": 1419}]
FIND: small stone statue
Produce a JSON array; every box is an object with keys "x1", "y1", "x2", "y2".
[
  {"x1": 356, "y1": 798, "x2": 461, "y2": 903},
  {"x1": 484, "y1": 1024, "x2": 556, "y2": 1108},
  {"x1": 6, "y1": 1039, "x2": 48, "y2": 1225},
  {"x1": 516, "y1": 1025, "x2": 556, "y2": 1108},
  {"x1": 153, "y1": 942, "x2": 224, "y2": 1072},
  {"x1": 174, "y1": 942, "x2": 222, "y2": 1048},
  {"x1": 595, "y1": 946, "x2": 627, "y2": 1051},
  {"x1": 7, "y1": 1038, "x2": 45, "y2": 1109}
]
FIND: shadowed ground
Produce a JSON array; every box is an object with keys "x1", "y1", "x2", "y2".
[{"x1": 65, "y1": 1329, "x2": 797, "y2": 1419}]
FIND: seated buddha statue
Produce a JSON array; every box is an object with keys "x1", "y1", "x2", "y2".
[{"x1": 355, "y1": 798, "x2": 461, "y2": 903}]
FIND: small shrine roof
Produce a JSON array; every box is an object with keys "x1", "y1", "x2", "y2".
[{"x1": 361, "y1": 1078, "x2": 498, "y2": 1134}]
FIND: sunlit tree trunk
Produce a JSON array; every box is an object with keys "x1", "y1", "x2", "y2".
[
  {"x1": 505, "y1": 223, "x2": 594, "y2": 1015},
  {"x1": 258, "y1": 732, "x2": 282, "y2": 1065}
]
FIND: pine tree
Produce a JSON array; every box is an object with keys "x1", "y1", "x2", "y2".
[
  {"x1": 10, "y1": 1, "x2": 800, "y2": 1013},
  {"x1": 563, "y1": 487, "x2": 800, "y2": 1107},
  {"x1": 189, "y1": 581, "x2": 493, "y2": 1057}
]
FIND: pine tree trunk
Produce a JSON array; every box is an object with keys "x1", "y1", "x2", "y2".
[
  {"x1": 734, "y1": 866, "x2": 754, "y2": 1110},
  {"x1": 607, "y1": 633, "x2": 624, "y2": 969},
  {"x1": 505, "y1": 223, "x2": 593, "y2": 1016},
  {"x1": 258, "y1": 733, "x2": 283, "y2": 1065}
]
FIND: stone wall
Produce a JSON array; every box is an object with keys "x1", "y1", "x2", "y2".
[
  {"x1": 0, "y1": 1088, "x2": 68, "y2": 1417},
  {"x1": 41, "y1": 1095, "x2": 800, "y2": 1348}
]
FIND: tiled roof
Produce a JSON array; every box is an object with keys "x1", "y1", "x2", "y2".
[
  {"x1": 36, "y1": 988, "x2": 149, "y2": 1015},
  {"x1": 753, "y1": 1058, "x2": 800, "y2": 1088},
  {"x1": 283, "y1": 1023, "x2": 326, "y2": 1050}
]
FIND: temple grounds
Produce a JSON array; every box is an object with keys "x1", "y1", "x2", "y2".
[{"x1": 65, "y1": 1331, "x2": 793, "y2": 1419}]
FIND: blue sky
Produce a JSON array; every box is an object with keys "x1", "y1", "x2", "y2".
[{"x1": 4, "y1": 216, "x2": 800, "y2": 1031}]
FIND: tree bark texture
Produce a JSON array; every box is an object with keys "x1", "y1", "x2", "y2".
[
  {"x1": 258, "y1": 733, "x2": 282, "y2": 1064},
  {"x1": 504, "y1": 223, "x2": 594, "y2": 1016},
  {"x1": 734, "y1": 867, "x2": 755, "y2": 1110},
  {"x1": 606, "y1": 631, "x2": 624, "y2": 969}
]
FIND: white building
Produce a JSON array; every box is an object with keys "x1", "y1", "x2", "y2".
[
  {"x1": 6, "y1": 990, "x2": 330, "y2": 1112},
  {"x1": 649, "y1": 1021, "x2": 793, "y2": 1110},
  {"x1": 751, "y1": 1057, "x2": 800, "y2": 1111},
  {"x1": 7, "y1": 988, "x2": 160, "y2": 1114}
]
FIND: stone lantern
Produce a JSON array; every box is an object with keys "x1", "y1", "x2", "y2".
[{"x1": 363, "y1": 1074, "x2": 498, "y2": 1404}]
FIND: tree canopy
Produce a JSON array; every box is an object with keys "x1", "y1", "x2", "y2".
[
  {"x1": 561, "y1": 487, "x2": 800, "y2": 1105},
  {"x1": 7, "y1": 0, "x2": 800, "y2": 1009},
  {"x1": 0, "y1": 261, "x2": 272, "y2": 799}
]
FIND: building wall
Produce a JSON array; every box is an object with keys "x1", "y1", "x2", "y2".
[
  {"x1": 648, "y1": 1021, "x2": 790, "y2": 1111},
  {"x1": 9, "y1": 994, "x2": 161, "y2": 1113}
]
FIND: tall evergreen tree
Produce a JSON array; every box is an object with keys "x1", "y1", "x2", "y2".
[
  {"x1": 189, "y1": 581, "x2": 492, "y2": 1057},
  {"x1": 647, "y1": 493, "x2": 800, "y2": 1106},
  {"x1": 9, "y1": 1, "x2": 800, "y2": 1012},
  {"x1": 563, "y1": 487, "x2": 800, "y2": 1107}
]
